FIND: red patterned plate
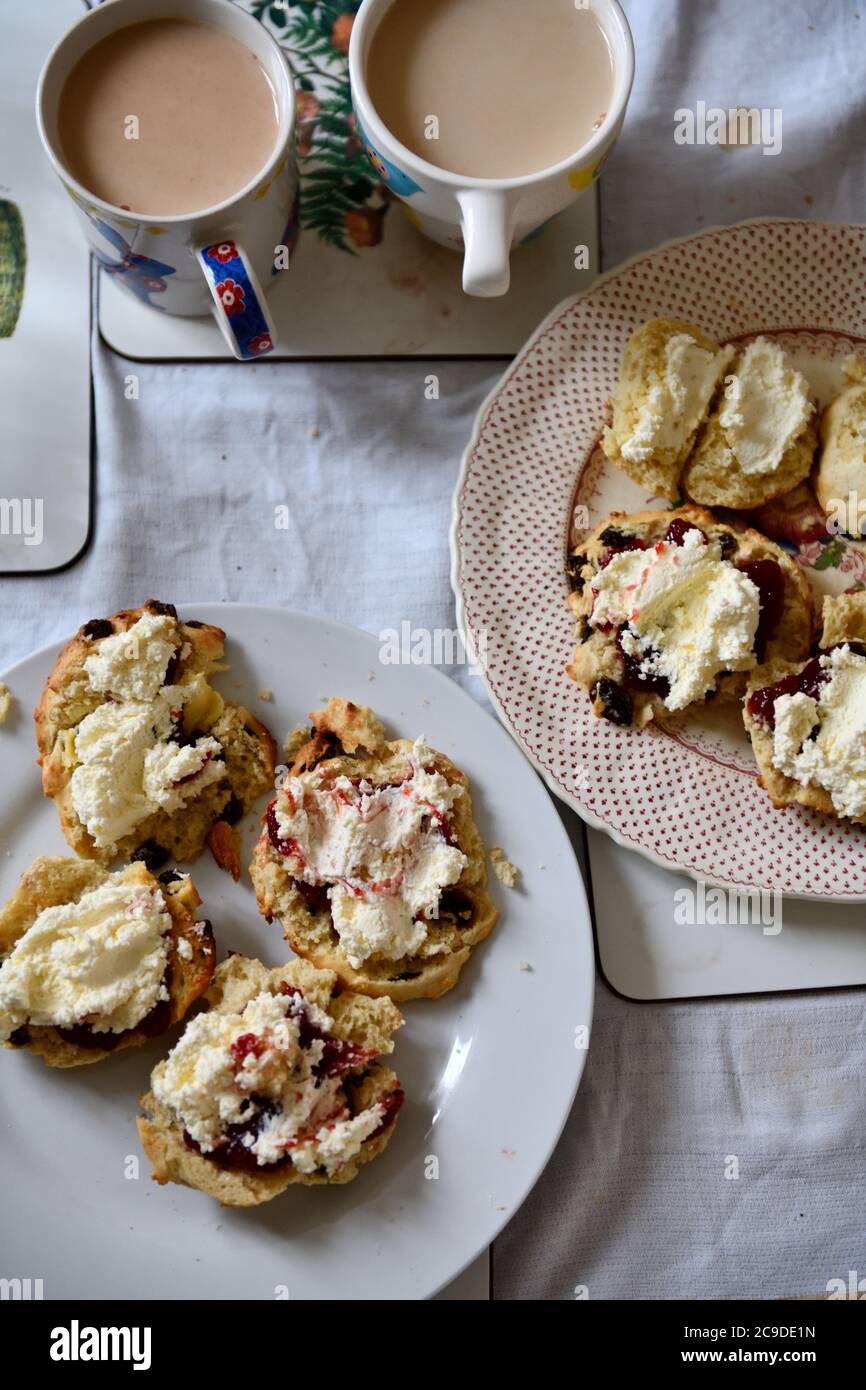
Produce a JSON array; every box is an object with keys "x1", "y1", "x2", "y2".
[{"x1": 452, "y1": 218, "x2": 866, "y2": 901}]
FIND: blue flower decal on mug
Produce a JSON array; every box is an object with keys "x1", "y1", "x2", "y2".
[
  {"x1": 355, "y1": 114, "x2": 423, "y2": 197},
  {"x1": 86, "y1": 215, "x2": 176, "y2": 308}
]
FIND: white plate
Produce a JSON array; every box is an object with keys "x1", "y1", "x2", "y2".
[
  {"x1": 451, "y1": 218, "x2": 866, "y2": 902},
  {"x1": 0, "y1": 604, "x2": 592, "y2": 1301}
]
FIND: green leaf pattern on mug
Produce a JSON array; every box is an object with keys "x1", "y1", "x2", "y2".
[{"x1": 248, "y1": 0, "x2": 390, "y2": 254}]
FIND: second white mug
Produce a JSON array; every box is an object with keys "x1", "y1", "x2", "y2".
[{"x1": 349, "y1": 0, "x2": 634, "y2": 298}]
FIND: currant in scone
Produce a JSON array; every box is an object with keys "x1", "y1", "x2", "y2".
[
  {"x1": 744, "y1": 592, "x2": 866, "y2": 823},
  {"x1": 35, "y1": 600, "x2": 277, "y2": 872},
  {"x1": 138, "y1": 954, "x2": 404, "y2": 1207},
  {"x1": 567, "y1": 505, "x2": 813, "y2": 728},
  {"x1": 0, "y1": 857, "x2": 214, "y2": 1067},
  {"x1": 250, "y1": 698, "x2": 498, "y2": 1001}
]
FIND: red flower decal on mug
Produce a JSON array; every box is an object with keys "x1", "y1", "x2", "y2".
[
  {"x1": 248, "y1": 333, "x2": 273, "y2": 356},
  {"x1": 216, "y1": 278, "x2": 245, "y2": 316},
  {"x1": 206, "y1": 241, "x2": 239, "y2": 264}
]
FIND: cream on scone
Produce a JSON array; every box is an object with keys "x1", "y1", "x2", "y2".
[
  {"x1": 138, "y1": 954, "x2": 404, "y2": 1207},
  {"x1": 683, "y1": 336, "x2": 816, "y2": 508},
  {"x1": 744, "y1": 592, "x2": 866, "y2": 823},
  {"x1": 35, "y1": 600, "x2": 277, "y2": 872},
  {"x1": 567, "y1": 506, "x2": 813, "y2": 729},
  {"x1": 250, "y1": 698, "x2": 498, "y2": 1001},
  {"x1": 602, "y1": 317, "x2": 734, "y2": 500},
  {"x1": 0, "y1": 856, "x2": 214, "y2": 1067}
]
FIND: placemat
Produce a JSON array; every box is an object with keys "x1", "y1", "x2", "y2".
[
  {"x1": 98, "y1": 0, "x2": 599, "y2": 359},
  {"x1": 0, "y1": 0, "x2": 91, "y2": 575}
]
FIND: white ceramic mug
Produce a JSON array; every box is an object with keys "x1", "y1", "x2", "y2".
[
  {"x1": 349, "y1": 0, "x2": 634, "y2": 298},
  {"x1": 36, "y1": 0, "x2": 299, "y2": 359}
]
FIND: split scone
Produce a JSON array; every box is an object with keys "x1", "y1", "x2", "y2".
[
  {"x1": 602, "y1": 317, "x2": 734, "y2": 500},
  {"x1": 138, "y1": 953, "x2": 404, "y2": 1207},
  {"x1": 602, "y1": 319, "x2": 817, "y2": 509},
  {"x1": 744, "y1": 592, "x2": 866, "y2": 823},
  {"x1": 683, "y1": 337, "x2": 817, "y2": 509},
  {"x1": 813, "y1": 355, "x2": 866, "y2": 531},
  {"x1": 250, "y1": 698, "x2": 498, "y2": 1001},
  {"x1": 0, "y1": 857, "x2": 214, "y2": 1067},
  {"x1": 36, "y1": 600, "x2": 277, "y2": 871},
  {"x1": 567, "y1": 506, "x2": 813, "y2": 729}
]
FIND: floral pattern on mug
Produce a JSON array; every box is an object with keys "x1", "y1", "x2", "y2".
[
  {"x1": 354, "y1": 113, "x2": 424, "y2": 197},
  {"x1": 206, "y1": 240, "x2": 240, "y2": 263},
  {"x1": 215, "y1": 278, "x2": 245, "y2": 315},
  {"x1": 85, "y1": 214, "x2": 176, "y2": 308},
  {"x1": 197, "y1": 242, "x2": 275, "y2": 360}
]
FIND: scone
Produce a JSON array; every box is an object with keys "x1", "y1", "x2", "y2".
[
  {"x1": 683, "y1": 337, "x2": 817, "y2": 509},
  {"x1": 814, "y1": 355, "x2": 866, "y2": 532},
  {"x1": 0, "y1": 857, "x2": 214, "y2": 1067},
  {"x1": 567, "y1": 505, "x2": 813, "y2": 729},
  {"x1": 602, "y1": 317, "x2": 734, "y2": 500},
  {"x1": 138, "y1": 953, "x2": 404, "y2": 1207},
  {"x1": 744, "y1": 592, "x2": 866, "y2": 823},
  {"x1": 36, "y1": 600, "x2": 277, "y2": 871},
  {"x1": 250, "y1": 698, "x2": 498, "y2": 1001}
]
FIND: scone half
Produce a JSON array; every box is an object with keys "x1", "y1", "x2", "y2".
[
  {"x1": 138, "y1": 954, "x2": 404, "y2": 1207},
  {"x1": 250, "y1": 698, "x2": 498, "y2": 1001},
  {"x1": 744, "y1": 592, "x2": 866, "y2": 823},
  {"x1": 602, "y1": 317, "x2": 733, "y2": 501},
  {"x1": 567, "y1": 505, "x2": 814, "y2": 729},
  {"x1": 0, "y1": 857, "x2": 214, "y2": 1067},
  {"x1": 683, "y1": 336, "x2": 817, "y2": 510},
  {"x1": 36, "y1": 600, "x2": 277, "y2": 870}
]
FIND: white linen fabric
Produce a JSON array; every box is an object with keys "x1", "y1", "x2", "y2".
[{"x1": 1, "y1": 0, "x2": 864, "y2": 1303}]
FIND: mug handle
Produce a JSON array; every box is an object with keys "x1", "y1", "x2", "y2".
[
  {"x1": 457, "y1": 189, "x2": 514, "y2": 298},
  {"x1": 195, "y1": 238, "x2": 277, "y2": 360}
]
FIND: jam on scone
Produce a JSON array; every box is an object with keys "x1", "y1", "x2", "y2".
[
  {"x1": 138, "y1": 955, "x2": 403, "y2": 1207},
  {"x1": 35, "y1": 600, "x2": 277, "y2": 872},
  {"x1": 250, "y1": 699, "x2": 498, "y2": 1001},
  {"x1": 567, "y1": 506, "x2": 813, "y2": 728},
  {"x1": 744, "y1": 592, "x2": 866, "y2": 823},
  {"x1": 0, "y1": 857, "x2": 214, "y2": 1067}
]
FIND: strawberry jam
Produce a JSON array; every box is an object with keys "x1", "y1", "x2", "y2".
[
  {"x1": 746, "y1": 655, "x2": 827, "y2": 729},
  {"x1": 737, "y1": 559, "x2": 784, "y2": 660},
  {"x1": 615, "y1": 630, "x2": 670, "y2": 696},
  {"x1": 664, "y1": 518, "x2": 707, "y2": 546},
  {"x1": 599, "y1": 539, "x2": 646, "y2": 570},
  {"x1": 278, "y1": 982, "x2": 375, "y2": 1076},
  {"x1": 184, "y1": 1098, "x2": 286, "y2": 1173},
  {"x1": 368, "y1": 1087, "x2": 405, "y2": 1139}
]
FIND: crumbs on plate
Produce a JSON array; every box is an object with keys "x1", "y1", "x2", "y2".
[{"x1": 490, "y1": 845, "x2": 519, "y2": 888}]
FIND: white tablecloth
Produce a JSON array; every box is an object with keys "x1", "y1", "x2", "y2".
[{"x1": 2, "y1": 0, "x2": 865, "y2": 1300}]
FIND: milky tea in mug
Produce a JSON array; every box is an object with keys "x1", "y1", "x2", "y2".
[
  {"x1": 58, "y1": 18, "x2": 280, "y2": 216},
  {"x1": 365, "y1": 0, "x2": 615, "y2": 180}
]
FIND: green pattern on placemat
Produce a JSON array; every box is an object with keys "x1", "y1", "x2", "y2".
[
  {"x1": 0, "y1": 199, "x2": 26, "y2": 338},
  {"x1": 249, "y1": 1, "x2": 390, "y2": 254}
]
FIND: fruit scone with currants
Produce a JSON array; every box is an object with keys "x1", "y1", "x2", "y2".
[
  {"x1": 0, "y1": 857, "x2": 214, "y2": 1067},
  {"x1": 744, "y1": 592, "x2": 866, "y2": 824},
  {"x1": 138, "y1": 953, "x2": 404, "y2": 1207},
  {"x1": 36, "y1": 600, "x2": 277, "y2": 875},
  {"x1": 567, "y1": 505, "x2": 813, "y2": 729},
  {"x1": 250, "y1": 698, "x2": 498, "y2": 1001}
]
